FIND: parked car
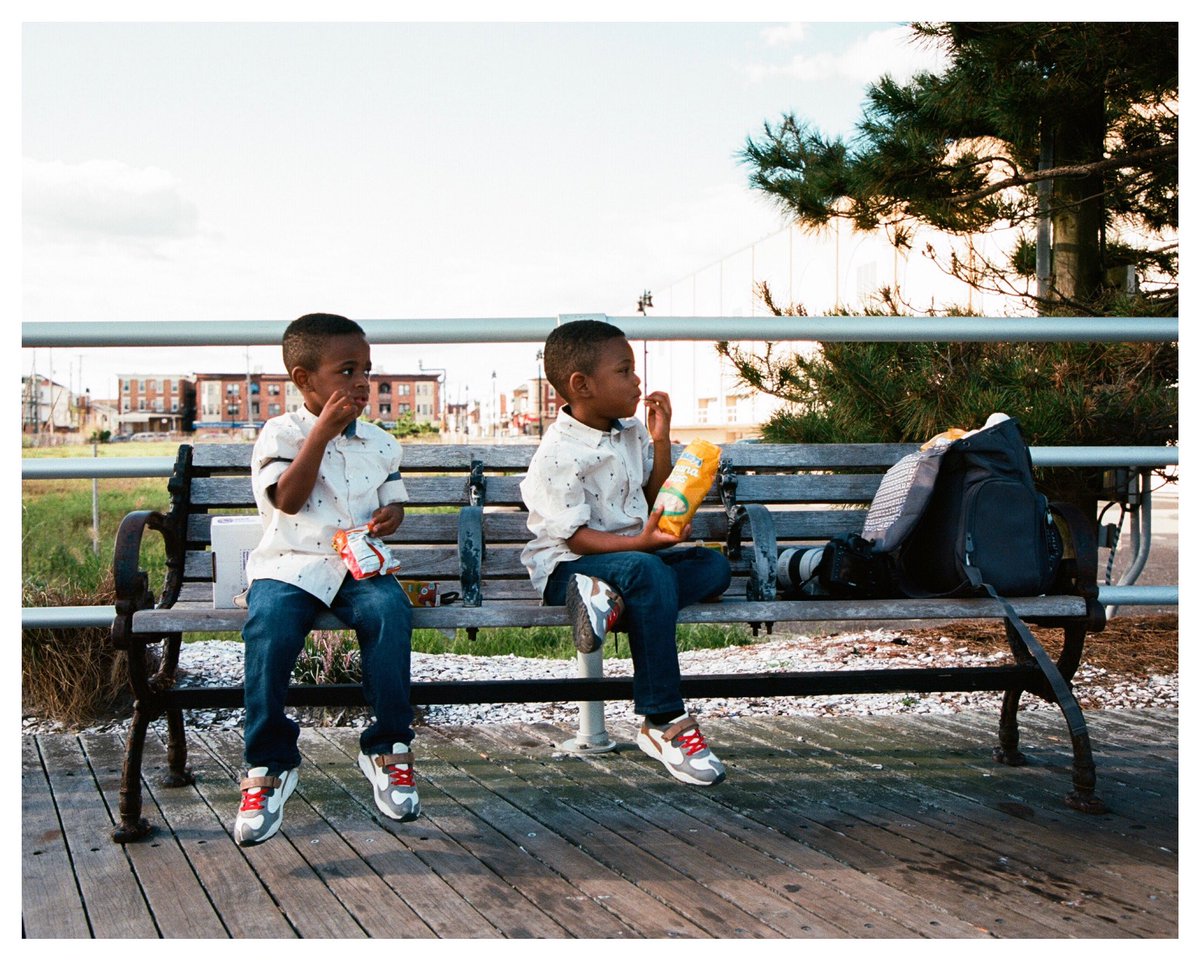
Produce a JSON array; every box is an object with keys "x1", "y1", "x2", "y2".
[{"x1": 129, "y1": 432, "x2": 162, "y2": 441}]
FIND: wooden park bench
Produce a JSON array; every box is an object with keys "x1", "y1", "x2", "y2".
[{"x1": 109, "y1": 440, "x2": 1107, "y2": 842}]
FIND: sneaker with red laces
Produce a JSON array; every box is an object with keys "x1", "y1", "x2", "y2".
[
  {"x1": 566, "y1": 574, "x2": 625, "y2": 653},
  {"x1": 637, "y1": 715, "x2": 727, "y2": 786},
  {"x1": 358, "y1": 742, "x2": 421, "y2": 821},
  {"x1": 234, "y1": 766, "x2": 298, "y2": 846}
]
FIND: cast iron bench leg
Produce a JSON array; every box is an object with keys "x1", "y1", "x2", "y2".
[
  {"x1": 162, "y1": 708, "x2": 195, "y2": 787},
  {"x1": 995, "y1": 617, "x2": 1107, "y2": 814},
  {"x1": 994, "y1": 687, "x2": 1027, "y2": 766},
  {"x1": 112, "y1": 701, "x2": 154, "y2": 843}
]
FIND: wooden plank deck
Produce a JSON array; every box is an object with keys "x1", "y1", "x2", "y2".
[{"x1": 22, "y1": 709, "x2": 1178, "y2": 939}]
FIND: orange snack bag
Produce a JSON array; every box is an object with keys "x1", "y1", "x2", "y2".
[
  {"x1": 653, "y1": 439, "x2": 721, "y2": 537},
  {"x1": 399, "y1": 579, "x2": 439, "y2": 607},
  {"x1": 332, "y1": 526, "x2": 403, "y2": 580}
]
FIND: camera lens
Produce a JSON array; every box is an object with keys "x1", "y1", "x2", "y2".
[{"x1": 777, "y1": 546, "x2": 825, "y2": 590}]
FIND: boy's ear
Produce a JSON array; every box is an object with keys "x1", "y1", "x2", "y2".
[
  {"x1": 567, "y1": 370, "x2": 590, "y2": 399},
  {"x1": 290, "y1": 366, "x2": 311, "y2": 391}
]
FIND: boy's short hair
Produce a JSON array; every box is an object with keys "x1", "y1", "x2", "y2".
[
  {"x1": 282, "y1": 313, "x2": 366, "y2": 373},
  {"x1": 543, "y1": 319, "x2": 627, "y2": 400}
]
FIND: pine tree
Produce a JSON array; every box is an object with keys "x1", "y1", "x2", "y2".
[
  {"x1": 741, "y1": 22, "x2": 1177, "y2": 311},
  {"x1": 728, "y1": 23, "x2": 1178, "y2": 506}
]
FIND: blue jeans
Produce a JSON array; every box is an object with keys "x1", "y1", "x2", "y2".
[
  {"x1": 543, "y1": 546, "x2": 732, "y2": 717},
  {"x1": 242, "y1": 575, "x2": 414, "y2": 771}
]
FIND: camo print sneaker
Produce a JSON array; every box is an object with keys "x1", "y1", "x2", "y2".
[
  {"x1": 358, "y1": 742, "x2": 421, "y2": 822},
  {"x1": 566, "y1": 574, "x2": 625, "y2": 653},
  {"x1": 637, "y1": 715, "x2": 727, "y2": 786},
  {"x1": 234, "y1": 766, "x2": 298, "y2": 846}
]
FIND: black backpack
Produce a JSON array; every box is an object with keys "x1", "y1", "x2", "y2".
[{"x1": 862, "y1": 415, "x2": 1062, "y2": 598}]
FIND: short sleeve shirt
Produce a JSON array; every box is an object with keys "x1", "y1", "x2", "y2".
[
  {"x1": 244, "y1": 407, "x2": 408, "y2": 604},
  {"x1": 518, "y1": 407, "x2": 655, "y2": 597}
]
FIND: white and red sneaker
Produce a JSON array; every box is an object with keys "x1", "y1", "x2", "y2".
[
  {"x1": 358, "y1": 742, "x2": 421, "y2": 822},
  {"x1": 565, "y1": 574, "x2": 625, "y2": 653},
  {"x1": 637, "y1": 715, "x2": 727, "y2": 786},
  {"x1": 234, "y1": 766, "x2": 299, "y2": 846}
]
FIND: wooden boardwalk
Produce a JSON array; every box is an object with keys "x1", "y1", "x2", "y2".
[{"x1": 23, "y1": 709, "x2": 1177, "y2": 938}]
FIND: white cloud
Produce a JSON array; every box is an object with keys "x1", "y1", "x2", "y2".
[
  {"x1": 747, "y1": 24, "x2": 949, "y2": 86},
  {"x1": 839, "y1": 25, "x2": 948, "y2": 84},
  {"x1": 760, "y1": 23, "x2": 807, "y2": 47},
  {"x1": 23, "y1": 157, "x2": 199, "y2": 242}
]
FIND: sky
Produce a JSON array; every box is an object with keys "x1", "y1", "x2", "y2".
[{"x1": 16, "y1": 10, "x2": 955, "y2": 406}]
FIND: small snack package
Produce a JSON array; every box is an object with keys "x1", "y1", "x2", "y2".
[
  {"x1": 332, "y1": 526, "x2": 403, "y2": 580},
  {"x1": 653, "y1": 438, "x2": 721, "y2": 537},
  {"x1": 399, "y1": 579, "x2": 439, "y2": 607}
]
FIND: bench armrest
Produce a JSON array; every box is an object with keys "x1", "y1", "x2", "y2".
[
  {"x1": 458, "y1": 505, "x2": 485, "y2": 607},
  {"x1": 738, "y1": 504, "x2": 778, "y2": 602},
  {"x1": 111, "y1": 509, "x2": 184, "y2": 649},
  {"x1": 717, "y1": 457, "x2": 777, "y2": 601}
]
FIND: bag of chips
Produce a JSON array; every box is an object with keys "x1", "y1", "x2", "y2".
[
  {"x1": 332, "y1": 526, "x2": 403, "y2": 580},
  {"x1": 653, "y1": 439, "x2": 721, "y2": 537},
  {"x1": 399, "y1": 579, "x2": 440, "y2": 606}
]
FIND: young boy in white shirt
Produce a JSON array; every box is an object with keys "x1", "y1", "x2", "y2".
[
  {"x1": 520, "y1": 319, "x2": 732, "y2": 786},
  {"x1": 234, "y1": 313, "x2": 419, "y2": 846}
]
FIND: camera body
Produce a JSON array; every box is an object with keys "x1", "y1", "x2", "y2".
[{"x1": 776, "y1": 533, "x2": 894, "y2": 599}]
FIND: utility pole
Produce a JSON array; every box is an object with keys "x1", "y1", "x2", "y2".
[{"x1": 536, "y1": 349, "x2": 544, "y2": 438}]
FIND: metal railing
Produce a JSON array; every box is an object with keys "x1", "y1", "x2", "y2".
[
  {"x1": 22, "y1": 315, "x2": 1179, "y2": 347},
  {"x1": 22, "y1": 315, "x2": 1179, "y2": 628}
]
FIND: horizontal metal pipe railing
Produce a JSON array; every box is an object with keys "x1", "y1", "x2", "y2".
[
  {"x1": 21, "y1": 457, "x2": 178, "y2": 480},
  {"x1": 20, "y1": 445, "x2": 1180, "y2": 481},
  {"x1": 22, "y1": 315, "x2": 1179, "y2": 347}
]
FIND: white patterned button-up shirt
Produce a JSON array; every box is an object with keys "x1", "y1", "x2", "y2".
[
  {"x1": 244, "y1": 407, "x2": 408, "y2": 604},
  {"x1": 519, "y1": 407, "x2": 655, "y2": 597}
]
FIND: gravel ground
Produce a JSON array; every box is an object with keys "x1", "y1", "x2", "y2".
[{"x1": 22, "y1": 619, "x2": 1178, "y2": 738}]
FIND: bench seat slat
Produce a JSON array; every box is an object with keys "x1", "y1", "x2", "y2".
[{"x1": 136, "y1": 594, "x2": 1086, "y2": 634}]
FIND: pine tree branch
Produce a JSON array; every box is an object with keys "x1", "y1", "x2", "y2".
[{"x1": 949, "y1": 145, "x2": 1175, "y2": 205}]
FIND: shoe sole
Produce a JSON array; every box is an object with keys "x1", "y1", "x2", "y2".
[
  {"x1": 566, "y1": 587, "x2": 601, "y2": 654},
  {"x1": 358, "y1": 753, "x2": 422, "y2": 822},
  {"x1": 235, "y1": 769, "x2": 298, "y2": 847},
  {"x1": 636, "y1": 731, "x2": 726, "y2": 787}
]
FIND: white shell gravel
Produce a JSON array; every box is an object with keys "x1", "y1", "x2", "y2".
[{"x1": 22, "y1": 627, "x2": 1177, "y2": 737}]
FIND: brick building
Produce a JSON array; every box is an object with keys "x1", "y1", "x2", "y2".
[
  {"x1": 116, "y1": 374, "x2": 197, "y2": 435},
  {"x1": 191, "y1": 371, "x2": 442, "y2": 434}
]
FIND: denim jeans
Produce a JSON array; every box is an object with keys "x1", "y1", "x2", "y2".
[
  {"x1": 543, "y1": 546, "x2": 732, "y2": 717},
  {"x1": 242, "y1": 575, "x2": 414, "y2": 771}
]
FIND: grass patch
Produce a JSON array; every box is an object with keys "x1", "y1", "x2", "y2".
[{"x1": 23, "y1": 476, "x2": 170, "y2": 593}]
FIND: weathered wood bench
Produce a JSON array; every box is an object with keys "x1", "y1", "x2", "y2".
[{"x1": 110, "y1": 440, "x2": 1107, "y2": 842}]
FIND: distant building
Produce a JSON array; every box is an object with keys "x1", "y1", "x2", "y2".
[
  {"x1": 78, "y1": 395, "x2": 122, "y2": 438},
  {"x1": 116, "y1": 374, "x2": 196, "y2": 435},
  {"x1": 191, "y1": 371, "x2": 442, "y2": 435},
  {"x1": 510, "y1": 377, "x2": 557, "y2": 436},
  {"x1": 21, "y1": 374, "x2": 75, "y2": 433},
  {"x1": 192, "y1": 372, "x2": 299, "y2": 435}
]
